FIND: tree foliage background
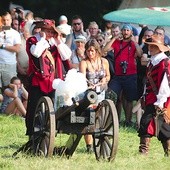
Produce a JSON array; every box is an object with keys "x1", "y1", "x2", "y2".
[{"x1": 0, "y1": 0, "x2": 122, "y2": 30}]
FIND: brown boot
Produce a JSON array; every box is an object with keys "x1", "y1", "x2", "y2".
[
  {"x1": 162, "y1": 140, "x2": 170, "y2": 157},
  {"x1": 139, "y1": 137, "x2": 151, "y2": 155}
]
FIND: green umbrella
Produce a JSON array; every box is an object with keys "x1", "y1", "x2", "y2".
[{"x1": 103, "y1": 7, "x2": 170, "y2": 26}]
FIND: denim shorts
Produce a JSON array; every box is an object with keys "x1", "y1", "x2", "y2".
[{"x1": 109, "y1": 74, "x2": 138, "y2": 102}]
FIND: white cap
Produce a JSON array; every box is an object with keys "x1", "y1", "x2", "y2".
[
  {"x1": 59, "y1": 15, "x2": 68, "y2": 22},
  {"x1": 74, "y1": 35, "x2": 86, "y2": 43}
]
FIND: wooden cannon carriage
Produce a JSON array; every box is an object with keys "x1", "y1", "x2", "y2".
[{"x1": 13, "y1": 90, "x2": 119, "y2": 162}]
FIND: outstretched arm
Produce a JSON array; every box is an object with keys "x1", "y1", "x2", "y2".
[
  {"x1": 4, "y1": 84, "x2": 18, "y2": 99},
  {"x1": 103, "y1": 36, "x2": 117, "y2": 53}
]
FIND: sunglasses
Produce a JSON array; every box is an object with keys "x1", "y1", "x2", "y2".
[{"x1": 73, "y1": 23, "x2": 81, "y2": 26}]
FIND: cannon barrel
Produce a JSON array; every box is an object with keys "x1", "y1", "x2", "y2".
[
  {"x1": 74, "y1": 90, "x2": 97, "y2": 114},
  {"x1": 55, "y1": 90, "x2": 98, "y2": 120}
]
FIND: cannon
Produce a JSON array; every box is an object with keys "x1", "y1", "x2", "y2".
[{"x1": 13, "y1": 90, "x2": 119, "y2": 162}]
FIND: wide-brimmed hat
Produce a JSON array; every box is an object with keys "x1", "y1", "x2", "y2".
[
  {"x1": 32, "y1": 19, "x2": 60, "y2": 34},
  {"x1": 144, "y1": 34, "x2": 170, "y2": 52},
  {"x1": 74, "y1": 35, "x2": 86, "y2": 43}
]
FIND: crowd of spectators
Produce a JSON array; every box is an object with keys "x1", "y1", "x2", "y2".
[{"x1": 0, "y1": 5, "x2": 170, "y2": 156}]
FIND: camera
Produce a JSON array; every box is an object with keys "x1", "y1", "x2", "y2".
[
  {"x1": 120, "y1": 61, "x2": 128, "y2": 74},
  {"x1": 2, "y1": 26, "x2": 11, "y2": 30},
  {"x1": 14, "y1": 7, "x2": 22, "y2": 14}
]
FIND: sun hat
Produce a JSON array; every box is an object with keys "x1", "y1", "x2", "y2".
[
  {"x1": 74, "y1": 35, "x2": 86, "y2": 43},
  {"x1": 41, "y1": 19, "x2": 58, "y2": 31},
  {"x1": 144, "y1": 34, "x2": 170, "y2": 52},
  {"x1": 31, "y1": 19, "x2": 61, "y2": 35}
]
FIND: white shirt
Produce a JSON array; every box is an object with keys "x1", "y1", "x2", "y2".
[
  {"x1": 0, "y1": 28, "x2": 21, "y2": 64},
  {"x1": 30, "y1": 33, "x2": 71, "y2": 61},
  {"x1": 149, "y1": 52, "x2": 170, "y2": 108}
]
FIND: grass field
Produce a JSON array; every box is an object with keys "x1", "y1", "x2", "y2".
[{"x1": 0, "y1": 113, "x2": 170, "y2": 170}]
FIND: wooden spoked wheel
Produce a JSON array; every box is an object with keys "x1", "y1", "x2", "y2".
[
  {"x1": 93, "y1": 99, "x2": 119, "y2": 162},
  {"x1": 32, "y1": 96, "x2": 56, "y2": 157}
]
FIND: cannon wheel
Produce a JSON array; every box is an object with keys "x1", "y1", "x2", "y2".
[
  {"x1": 93, "y1": 99, "x2": 119, "y2": 162},
  {"x1": 32, "y1": 96, "x2": 56, "y2": 157}
]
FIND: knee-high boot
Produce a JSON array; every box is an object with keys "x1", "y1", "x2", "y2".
[
  {"x1": 139, "y1": 137, "x2": 151, "y2": 155},
  {"x1": 162, "y1": 139, "x2": 170, "y2": 157}
]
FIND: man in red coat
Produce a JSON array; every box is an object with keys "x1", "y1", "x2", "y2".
[
  {"x1": 138, "y1": 34, "x2": 170, "y2": 156},
  {"x1": 25, "y1": 19, "x2": 71, "y2": 136}
]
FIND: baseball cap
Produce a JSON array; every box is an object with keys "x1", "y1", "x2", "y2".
[{"x1": 74, "y1": 35, "x2": 86, "y2": 43}]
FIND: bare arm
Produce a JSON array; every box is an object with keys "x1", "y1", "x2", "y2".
[
  {"x1": 135, "y1": 42, "x2": 143, "y2": 57},
  {"x1": 131, "y1": 35, "x2": 143, "y2": 57},
  {"x1": 103, "y1": 37, "x2": 116, "y2": 53},
  {"x1": 79, "y1": 60, "x2": 87, "y2": 75},
  {"x1": 0, "y1": 43, "x2": 21, "y2": 53},
  {"x1": 21, "y1": 84, "x2": 28, "y2": 100},
  {"x1": 4, "y1": 84, "x2": 18, "y2": 99},
  {"x1": 100, "y1": 58, "x2": 110, "y2": 85}
]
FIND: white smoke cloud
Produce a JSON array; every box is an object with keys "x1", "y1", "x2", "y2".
[{"x1": 52, "y1": 69, "x2": 88, "y2": 107}]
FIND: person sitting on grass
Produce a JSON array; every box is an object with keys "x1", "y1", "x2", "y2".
[{"x1": 1, "y1": 76, "x2": 28, "y2": 117}]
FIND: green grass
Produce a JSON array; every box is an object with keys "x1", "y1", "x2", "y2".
[{"x1": 0, "y1": 114, "x2": 170, "y2": 170}]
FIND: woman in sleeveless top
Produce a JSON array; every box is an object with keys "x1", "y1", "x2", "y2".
[
  {"x1": 80, "y1": 39, "x2": 110, "y2": 98},
  {"x1": 79, "y1": 38, "x2": 110, "y2": 153}
]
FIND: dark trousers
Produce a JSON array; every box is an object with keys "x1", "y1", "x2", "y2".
[
  {"x1": 25, "y1": 86, "x2": 54, "y2": 136},
  {"x1": 138, "y1": 104, "x2": 170, "y2": 142},
  {"x1": 138, "y1": 104, "x2": 155, "y2": 138}
]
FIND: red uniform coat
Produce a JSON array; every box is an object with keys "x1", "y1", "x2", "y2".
[
  {"x1": 145, "y1": 58, "x2": 170, "y2": 136},
  {"x1": 26, "y1": 36, "x2": 70, "y2": 94}
]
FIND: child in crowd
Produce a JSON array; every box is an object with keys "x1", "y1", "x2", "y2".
[
  {"x1": 1, "y1": 76, "x2": 28, "y2": 117},
  {"x1": 70, "y1": 35, "x2": 86, "y2": 70}
]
